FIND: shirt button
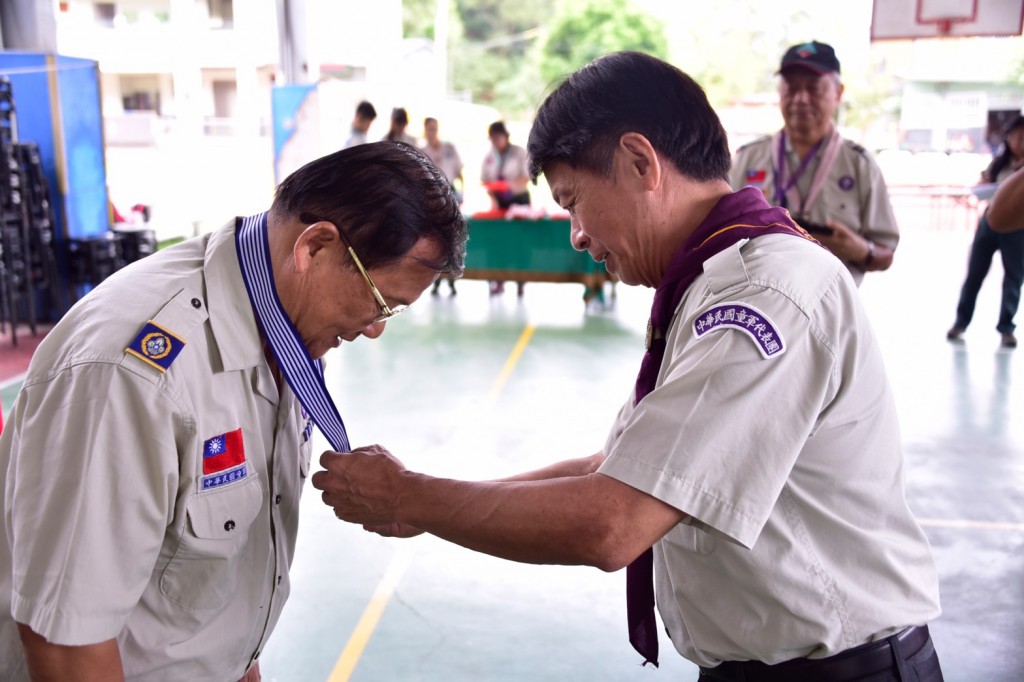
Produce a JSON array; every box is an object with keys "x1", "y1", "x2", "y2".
[
  {"x1": 224, "y1": 520, "x2": 236, "y2": 531},
  {"x1": 191, "y1": 298, "x2": 202, "y2": 309},
  {"x1": 275, "y1": 494, "x2": 282, "y2": 505}
]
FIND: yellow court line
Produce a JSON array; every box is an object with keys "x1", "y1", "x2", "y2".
[
  {"x1": 326, "y1": 545, "x2": 416, "y2": 682},
  {"x1": 485, "y1": 324, "x2": 537, "y2": 403},
  {"x1": 918, "y1": 518, "x2": 1024, "y2": 532},
  {"x1": 326, "y1": 324, "x2": 537, "y2": 681}
]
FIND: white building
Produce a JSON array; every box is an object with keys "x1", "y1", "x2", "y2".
[{"x1": 56, "y1": 0, "x2": 281, "y2": 144}]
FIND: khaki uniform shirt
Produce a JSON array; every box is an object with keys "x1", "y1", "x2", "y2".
[
  {"x1": 600, "y1": 234, "x2": 940, "y2": 668},
  {"x1": 730, "y1": 133, "x2": 899, "y2": 286},
  {"x1": 421, "y1": 141, "x2": 464, "y2": 185},
  {"x1": 0, "y1": 222, "x2": 312, "y2": 680},
  {"x1": 481, "y1": 145, "x2": 529, "y2": 186}
]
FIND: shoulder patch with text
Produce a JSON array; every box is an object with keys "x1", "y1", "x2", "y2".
[{"x1": 693, "y1": 303, "x2": 785, "y2": 358}]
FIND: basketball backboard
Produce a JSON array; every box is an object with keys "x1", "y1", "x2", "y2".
[{"x1": 871, "y1": 0, "x2": 1024, "y2": 40}]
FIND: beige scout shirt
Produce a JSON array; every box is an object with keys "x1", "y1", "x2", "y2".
[
  {"x1": 599, "y1": 234, "x2": 940, "y2": 668},
  {"x1": 480, "y1": 144, "x2": 529, "y2": 185},
  {"x1": 0, "y1": 221, "x2": 311, "y2": 681},
  {"x1": 421, "y1": 141, "x2": 464, "y2": 185},
  {"x1": 729, "y1": 132, "x2": 899, "y2": 286}
]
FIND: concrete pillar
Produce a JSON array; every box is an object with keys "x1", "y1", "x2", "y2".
[
  {"x1": 234, "y1": 0, "x2": 262, "y2": 138},
  {"x1": 0, "y1": 0, "x2": 57, "y2": 52},
  {"x1": 276, "y1": 0, "x2": 310, "y2": 84},
  {"x1": 169, "y1": 0, "x2": 204, "y2": 138}
]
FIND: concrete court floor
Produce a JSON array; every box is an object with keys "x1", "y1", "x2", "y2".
[
  {"x1": 256, "y1": 211, "x2": 1023, "y2": 681},
  {"x1": 0, "y1": 207, "x2": 1020, "y2": 681}
]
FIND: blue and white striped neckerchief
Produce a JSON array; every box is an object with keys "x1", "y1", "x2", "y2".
[{"x1": 235, "y1": 211, "x2": 351, "y2": 453}]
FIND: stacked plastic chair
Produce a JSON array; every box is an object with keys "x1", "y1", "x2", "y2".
[
  {"x1": 0, "y1": 75, "x2": 34, "y2": 347},
  {"x1": 17, "y1": 141, "x2": 65, "y2": 316}
]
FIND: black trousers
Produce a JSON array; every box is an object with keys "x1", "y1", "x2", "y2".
[
  {"x1": 953, "y1": 213, "x2": 1024, "y2": 334},
  {"x1": 698, "y1": 625, "x2": 943, "y2": 682}
]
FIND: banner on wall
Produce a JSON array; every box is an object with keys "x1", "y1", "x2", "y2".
[{"x1": 271, "y1": 83, "x2": 319, "y2": 185}]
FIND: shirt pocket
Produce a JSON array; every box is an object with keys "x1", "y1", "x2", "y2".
[
  {"x1": 662, "y1": 520, "x2": 717, "y2": 556},
  {"x1": 159, "y1": 473, "x2": 264, "y2": 611}
]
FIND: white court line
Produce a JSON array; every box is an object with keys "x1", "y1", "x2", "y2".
[{"x1": 918, "y1": 518, "x2": 1024, "y2": 532}]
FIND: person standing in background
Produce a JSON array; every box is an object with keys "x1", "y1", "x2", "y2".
[
  {"x1": 382, "y1": 107, "x2": 417, "y2": 146},
  {"x1": 946, "y1": 114, "x2": 1024, "y2": 349},
  {"x1": 481, "y1": 120, "x2": 530, "y2": 210},
  {"x1": 422, "y1": 117, "x2": 466, "y2": 296},
  {"x1": 481, "y1": 120, "x2": 531, "y2": 296},
  {"x1": 343, "y1": 100, "x2": 377, "y2": 149},
  {"x1": 730, "y1": 41, "x2": 899, "y2": 287}
]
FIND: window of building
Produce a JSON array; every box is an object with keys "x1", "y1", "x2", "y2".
[
  {"x1": 94, "y1": 2, "x2": 117, "y2": 26},
  {"x1": 119, "y1": 75, "x2": 161, "y2": 113},
  {"x1": 207, "y1": 0, "x2": 233, "y2": 29}
]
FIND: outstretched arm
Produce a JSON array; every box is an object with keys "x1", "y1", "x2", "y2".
[
  {"x1": 312, "y1": 446, "x2": 682, "y2": 571},
  {"x1": 988, "y1": 167, "x2": 1024, "y2": 233}
]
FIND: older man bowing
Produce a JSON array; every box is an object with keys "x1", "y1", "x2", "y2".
[{"x1": 0, "y1": 143, "x2": 466, "y2": 682}]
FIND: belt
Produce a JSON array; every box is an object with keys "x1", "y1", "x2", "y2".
[{"x1": 699, "y1": 625, "x2": 932, "y2": 682}]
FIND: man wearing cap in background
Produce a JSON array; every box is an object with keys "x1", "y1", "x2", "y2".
[{"x1": 731, "y1": 40, "x2": 899, "y2": 287}]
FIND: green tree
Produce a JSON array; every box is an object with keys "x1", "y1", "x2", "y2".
[
  {"x1": 447, "y1": 0, "x2": 556, "y2": 115},
  {"x1": 539, "y1": 0, "x2": 668, "y2": 87},
  {"x1": 403, "y1": 0, "x2": 439, "y2": 40}
]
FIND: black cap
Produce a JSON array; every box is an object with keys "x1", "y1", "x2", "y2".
[{"x1": 779, "y1": 41, "x2": 840, "y2": 76}]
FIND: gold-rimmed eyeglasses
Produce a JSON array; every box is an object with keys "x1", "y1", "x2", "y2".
[{"x1": 300, "y1": 213, "x2": 408, "y2": 324}]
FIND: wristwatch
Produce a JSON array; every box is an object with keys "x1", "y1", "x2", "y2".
[{"x1": 862, "y1": 240, "x2": 876, "y2": 268}]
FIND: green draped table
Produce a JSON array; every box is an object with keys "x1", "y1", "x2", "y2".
[{"x1": 462, "y1": 217, "x2": 613, "y2": 301}]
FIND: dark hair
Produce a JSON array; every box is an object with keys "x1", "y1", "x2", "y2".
[
  {"x1": 270, "y1": 142, "x2": 467, "y2": 275},
  {"x1": 986, "y1": 114, "x2": 1024, "y2": 182},
  {"x1": 527, "y1": 51, "x2": 730, "y2": 183},
  {"x1": 488, "y1": 121, "x2": 509, "y2": 138},
  {"x1": 391, "y1": 107, "x2": 409, "y2": 126},
  {"x1": 355, "y1": 100, "x2": 376, "y2": 120},
  {"x1": 424, "y1": 117, "x2": 438, "y2": 127}
]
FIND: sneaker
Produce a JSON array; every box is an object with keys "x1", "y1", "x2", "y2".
[
  {"x1": 1001, "y1": 333, "x2": 1017, "y2": 349},
  {"x1": 946, "y1": 326, "x2": 965, "y2": 341}
]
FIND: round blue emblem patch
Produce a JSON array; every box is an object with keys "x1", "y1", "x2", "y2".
[
  {"x1": 142, "y1": 332, "x2": 172, "y2": 359},
  {"x1": 838, "y1": 175, "x2": 854, "y2": 191}
]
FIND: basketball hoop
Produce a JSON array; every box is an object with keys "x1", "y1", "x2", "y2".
[{"x1": 871, "y1": 0, "x2": 1024, "y2": 40}]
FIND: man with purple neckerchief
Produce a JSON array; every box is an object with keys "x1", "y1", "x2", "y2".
[{"x1": 314, "y1": 51, "x2": 944, "y2": 681}]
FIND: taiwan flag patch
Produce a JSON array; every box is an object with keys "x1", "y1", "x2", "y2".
[
  {"x1": 201, "y1": 428, "x2": 247, "y2": 490},
  {"x1": 745, "y1": 169, "x2": 767, "y2": 185}
]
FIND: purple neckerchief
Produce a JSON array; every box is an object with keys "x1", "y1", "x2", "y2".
[
  {"x1": 773, "y1": 131, "x2": 822, "y2": 209},
  {"x1": 626, "y1": 186, "x2": 815, "y2": 668}
]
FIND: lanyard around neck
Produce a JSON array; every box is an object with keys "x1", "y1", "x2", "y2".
[
  {"x1": 774, "y1": 132, "x2": 823, "y2": 209},
  {"x1": 235, "y1": 212, "x2": 351, "y2": 453}
]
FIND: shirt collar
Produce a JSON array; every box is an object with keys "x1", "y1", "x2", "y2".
[{"x1": 204, "y1": 220, "x2": 264, "y2": 372}]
